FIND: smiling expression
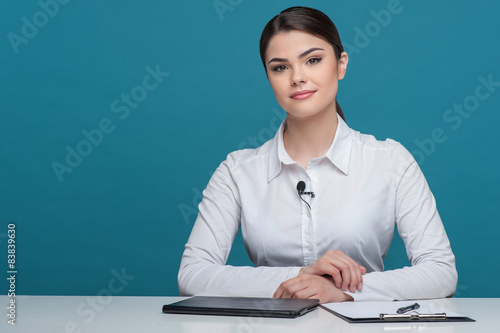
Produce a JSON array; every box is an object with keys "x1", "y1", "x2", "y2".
[{"x1": 265, "y1": 30, "x2": 348, "y2": 120}]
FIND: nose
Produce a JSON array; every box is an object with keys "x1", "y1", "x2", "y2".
[{"x1": 291, "y1": 67, "x2": 307, "y2": 86}]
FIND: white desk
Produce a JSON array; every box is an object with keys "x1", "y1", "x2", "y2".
[{"x1": 0, "y1": 296, "x2": 495, "y2": 332}]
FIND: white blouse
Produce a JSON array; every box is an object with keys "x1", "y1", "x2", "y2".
[{"x1": 178, "y1": 116, "x2": 457, "y2": 301}]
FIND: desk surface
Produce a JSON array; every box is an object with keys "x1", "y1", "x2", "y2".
[{"x1": 0, "y1": 296, "x2": 494, "y2": 332}]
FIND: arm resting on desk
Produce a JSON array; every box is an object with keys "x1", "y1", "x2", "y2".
[
  {"x1": 345, "y1": 152, "x2": 458, "y2": 301},
  {"x1": 178, "y1": 160, "x2": 302, "y2": 296}
]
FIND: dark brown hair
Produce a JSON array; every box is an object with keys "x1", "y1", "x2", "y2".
[{"x1": 259, "y1": 6, "x2": 346, "y2": 122}]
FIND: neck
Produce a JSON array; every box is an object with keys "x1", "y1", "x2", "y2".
[{"x1": 283, "y1": 108, "x2": 339, "y2": 169}]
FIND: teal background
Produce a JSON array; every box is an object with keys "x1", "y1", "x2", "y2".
[{"x1": 1, "y1": 0, "x2": 499, "y2": 299}]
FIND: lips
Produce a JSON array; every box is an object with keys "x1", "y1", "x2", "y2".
[{"x1": 290, "y1": 90, "x2": 316, "y2": 100}]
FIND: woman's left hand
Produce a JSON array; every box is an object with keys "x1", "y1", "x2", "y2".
[{"x1": 273, "y1": 273, "x2": 354, "y2": 304}]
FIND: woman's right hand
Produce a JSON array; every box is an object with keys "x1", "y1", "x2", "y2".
[{"x1": 299, "y1": 250, "x2": 366, "y2": 293}]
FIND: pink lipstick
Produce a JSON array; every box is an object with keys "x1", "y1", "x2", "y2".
[{"x1": 290, "y1": 90, "x2": 316, "y2": 100}]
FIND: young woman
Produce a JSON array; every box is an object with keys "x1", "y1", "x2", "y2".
[{"x1": 178, "y1": 6, "x2": 457, "y2": 303}]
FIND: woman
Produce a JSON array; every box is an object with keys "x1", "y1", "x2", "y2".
[{"x1": 178, "y1": 6, "x2": 457, "y2": 303}]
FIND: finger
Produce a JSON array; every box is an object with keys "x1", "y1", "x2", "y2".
[
  {"x1": 327, "y1": 257, "x2": 352, "y2": 291},
  {"x1": 306, "y1": 251, "x2": 352, "y2": 276},
  {"x1": 277, "y1": 277, "x2": 308, "y2": 299},
  {"x1": 306, "y1": 251, "x2": 342, "y2": 276},
  {"x1": 291, "y1": 286, "x2": 315, "y2": 300},
  {"x1": 357, "y1": 266, "x2": 366, "y2": 291},
  {"x1": 273, "y1": 285, "x2": 284, "y2": 298},
  {"x1": 347, "y1": 263, "x2": 362, "y2": 293},
  {"x1": 340, "y1": 263, "x2": 351, "y2": 292},
  {"x1": 308, "y1": 259, "x2": 342, "y2": 286},
  {"x1": 277, "y1": 281, "x2": 295, "y2": 299},
  {"x1": 292, "y1": 276, "x2": 328, "y2": 301},
  {"x1": 333, "y1": 257, "x2": 358, "y2": 293},
  {"x1": 349, "y1": 262, "x2": 363, "y2": 293},
  {"x1": 274, "y1": 277, "x2": 298, "y2": 298},
  {"x1": 329, "y1": 254, "x2": 362, "y2": 292},
  {"x1": 326, "y1": 266, "x2": 343, "y2": 289},
  {"x1": 306, "y1": 277, "x2": 338, "y2": 304},
  {"x1": 283, "y1": 283, "x2": 308, "y2": 299},
  {"x1": 309, "y1": 251, "x2": 364, "y2": 291},
  {"x1": 347, "y1": 266, "x2": 358, "y2": 293}
]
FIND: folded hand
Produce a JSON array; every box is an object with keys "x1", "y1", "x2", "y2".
[
  {"x1": 273, "y1": 273, "x2": 353, "y2": 304},
  {"x1": 299, "y1": 250, "x2": 366, "y2": 293}
]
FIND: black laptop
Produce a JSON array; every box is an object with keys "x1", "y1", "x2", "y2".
[{"x1": 162, "y1": 296, "x2": 319, "y2": 318}]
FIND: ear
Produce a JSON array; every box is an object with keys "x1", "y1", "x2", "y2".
[{"x1": 337, "y1": 52, "x2": 349, "y2": 80}]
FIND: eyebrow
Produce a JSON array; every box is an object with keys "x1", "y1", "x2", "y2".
[{"x1": 267, "y1": 47, "x2": 325, "y2": 65}]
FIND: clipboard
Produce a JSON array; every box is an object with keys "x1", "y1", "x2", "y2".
[
  {"x1": 162, "y1": 296, "x2": 319, "y2": 318},
  {"x1": 320, "y1": 300, "x2": 475, "y2": 323}
]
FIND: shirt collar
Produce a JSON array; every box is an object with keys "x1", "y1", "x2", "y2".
[
  {"x1": 268, "y1": 120, "x2": 289, "y2": 182},
  {"x1": 325, "y1": 115, "x2": 352, "y2": 176},
  {"x1": 268, "y1": 114, "x2": 352, "y2": 182}
]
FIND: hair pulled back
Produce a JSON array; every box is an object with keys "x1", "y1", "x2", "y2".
[{"x1": 259, "y1": 6, "x2": 346, "y2": 121}]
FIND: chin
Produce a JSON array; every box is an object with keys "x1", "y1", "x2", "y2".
[
  {"x1": 286, "y1": 110, "x2": 322, "y2": 119},
  {"x1": 287, "y1": 103, "x2": 328, "y2": 117}
]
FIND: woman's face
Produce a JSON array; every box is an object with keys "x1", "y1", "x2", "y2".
[{"x1": 265, "y1": 30, "x2": 348, "y2": 120}]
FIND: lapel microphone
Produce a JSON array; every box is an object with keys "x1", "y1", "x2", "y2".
[
  {"x1": 296, "y1": 181, "x2": 315, "y2": 197},
  {"x1": 297, "y1": 181, "x2": 315, "y2": 210}
]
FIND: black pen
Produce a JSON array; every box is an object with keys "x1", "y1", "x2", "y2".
[{"x1": 396, "y1": 303, "x2": 420, "y2": 314}]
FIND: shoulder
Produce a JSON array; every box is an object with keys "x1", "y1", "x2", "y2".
[
  {"x1": 349, "y1": 128, "x2": 415, "y2": 168},
  {"x1": 216, "y1": 139, "x2": 274, "y2": 176},
  {"x1": 226, "y1": 140, "x2": 272, "y2": 164}
]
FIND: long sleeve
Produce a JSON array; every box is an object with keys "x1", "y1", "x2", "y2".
[
  {"x1": 178, "y1": 157, "x2": 302, "y2": 297},
  {"x1": 345, "y1": 145, "x2": 458, "y2": 301},
  {"x1": 178, "y1": 117, "x2": 458, "y2": 301}
]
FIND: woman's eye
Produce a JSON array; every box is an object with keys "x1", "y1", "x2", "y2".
[
  {"x1": 272, "y1": 65, "x2": 288, "y2": 72},
  {"x1": 307, "y1": 57, "x2": 322, "y2": 65}
]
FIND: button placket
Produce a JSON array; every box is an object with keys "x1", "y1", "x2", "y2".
[
  {"x1": 301, "y1": 168, "x2": 318, "y2": 263},
  {"x1": 298, "y1": 169, "x2": 313, "y2": 264}
]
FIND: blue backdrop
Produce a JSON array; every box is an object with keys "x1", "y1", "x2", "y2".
[{"x1": 1, "y1": 0, "x2": 499, "y2": 300}]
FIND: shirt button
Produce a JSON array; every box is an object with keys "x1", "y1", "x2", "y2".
[
  {"x1": 306, "y1": 211, "x2": 311, "y2": 217},
  {"x1": 306, "y1": 245, "x2": 313, "y2": 252},
  {"x1": 311, "y1": 178, "x2": 317, "y2": 184}
]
